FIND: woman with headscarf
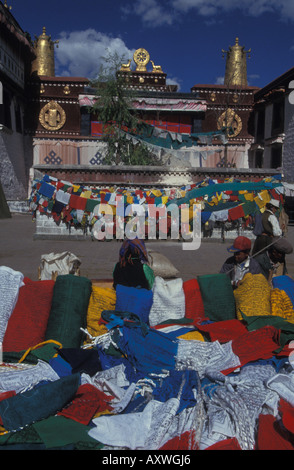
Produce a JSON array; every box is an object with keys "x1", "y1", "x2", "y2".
[{"x1": 113, "y1": 238, "x2": 154, "y2": 290}]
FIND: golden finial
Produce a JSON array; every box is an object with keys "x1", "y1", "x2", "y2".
[
  {"x1": 222, "y1": 37, "x2": 251, "y2": 87},
  {"x1": 31, "y1": 27, "x2": 59, "y2": 77}
]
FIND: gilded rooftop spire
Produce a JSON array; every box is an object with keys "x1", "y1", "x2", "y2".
[
  {"x1": 31, "y1": 27, "x2": 59, "y2": 77},
  {"x1": 222, "y1": 37, "x2": 251, "y2": 87}
]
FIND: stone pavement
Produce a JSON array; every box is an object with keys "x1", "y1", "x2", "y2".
[{"x1": 1, "y1": 213, "x2": 294, "y2": 282}]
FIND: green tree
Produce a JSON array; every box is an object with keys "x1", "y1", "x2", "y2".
[{"x1": 90, "y1": 51, "x2": 160, "y2": 166}]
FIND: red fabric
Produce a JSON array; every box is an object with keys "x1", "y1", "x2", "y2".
[
  {"x1": 280, "y1": 399, "x2": 294, "y2": 434},
  {"x1": 58, "y1": 384, "x2": 114, "y2": 425},
  {"x1": 183, "y1": 279, "x2": 206, "y2": 324},
  {"x1": 222, "y1": 326, "x2": 280, "y2": 375},
  {"x1": 197, "y1": 319, "x2": 248, "y2": 343},
  {"x1": 256, "y1": 414, "x2": 294, "y2": 450},
  {"x1": 228, "y1": 205, "x2": 245, "y2": 221},
  {"x1": 205, "y1": 437, "x2": 242, "y2": 450},
  {"x1": 69, "y1": 194, "x2": 87, "y2": 210},
  {"x1": 2, "y1": 277, "x2": 55, "y2": 352}
]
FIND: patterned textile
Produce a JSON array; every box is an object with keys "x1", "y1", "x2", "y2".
[
  {"x1": 0, "y1": 267, "x2": 24, "y2": 343},
  {"x1": 3, "y1": 278, "x2": 55, "y2": 352},
  {"x1": 175, "y1": 339, "x2": 240, "y2": 379},
  {"x1": 270, "y1": 288, "x2": 294, "y2": 323},
  {"x1": 149, "y1": 277, "x2": 185, "y2": 327},
  {"x1": 272, "y1": 275, "x2": 294, "y2": 308},
  {"x1": 84, "y1": 286, "x2": 116, "y2": 343},
  {"x1": 0, "y1": 360, "x2": 59, "y2": 394},
  {"x1": 45, "y1": 274, "x2": 92, "y2": 348},
  {"x1": 200, "y1": 364, "x2": 277, "y2": 450},
  {"x1": 234, "y1": 273, "x2": 271, "y2": 320},
  {"x1": 197, "y1": 274, "x2": 236, "y2": 322},
  {"x1": 118, "y1": 238, "x2": 148, "y2": 267}
]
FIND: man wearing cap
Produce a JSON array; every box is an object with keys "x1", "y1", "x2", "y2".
[
  {"x1": 220, "y1": 236, "x2": 262, "y2": 288},
  {"x1": 252, "y1": 199, "x2": 282, "y2": 255},
  {"x1": 254, "y1": 237, "x2": 293, "y2": 282}
]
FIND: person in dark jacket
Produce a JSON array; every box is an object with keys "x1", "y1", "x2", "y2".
[
  {"x1": 252, "y1": 199, "x2": 282, "y2": 255},
  {"x1": 220, "y1": 236, "x2": 262, "y2": 289},
  {"x1": 254, "y1": 237, "x2": 293, "y2": 282},
  {"x1": 113, "y1": 238, "x2": 154, "y2": 290}
]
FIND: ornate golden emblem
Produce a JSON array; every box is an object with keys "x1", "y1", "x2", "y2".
[
  {"x1": 39, "y1": 100, "x2": 66, "y2": 131},
  {"x1": 217, "y1": 108, "x2": 242, "y2": 137},
  {"x1": 133, "y1": 48, "x2": 150, "y2": 71},
  {"x1": 210, "y1": 92, "x2": 216, "y2": 102}
]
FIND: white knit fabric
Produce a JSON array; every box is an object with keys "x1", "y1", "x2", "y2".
[
  {"x1": 0, "y1": 360, "x2": 60, "y2": 394},
  {"x1": 148, "y1": 277, "x2": 185, "y2": 327},
  {"x1": 0, "y1": 266, "x2": 24, "y2": 342}
]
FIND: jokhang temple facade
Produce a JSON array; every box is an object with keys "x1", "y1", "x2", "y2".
[{"x1": 2, "y1": 1, "x2": 294, "y2": 239}]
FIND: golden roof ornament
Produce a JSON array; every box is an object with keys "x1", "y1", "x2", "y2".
[
  {"x1": 120, "y1": 48, "x2": 164, "y2": 75},
  {"x1": 222, "y1": 37, "x2": 251, "y2": 87},
  {"x1": 31, "y1": 27, "x2": 59, "y2": 77}
]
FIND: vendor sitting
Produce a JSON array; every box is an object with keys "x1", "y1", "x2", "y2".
[
  {"x1": 254, "y1": 237, "x2": 293, "y2": 282},
  {"x1": 220, "y1": 236, "x2": 262, "y2": 288},
  {"x1": 113, "y1": 238, "x2": 154, "y2": 290}
]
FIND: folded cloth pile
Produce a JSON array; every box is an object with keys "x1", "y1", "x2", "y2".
[{"x1": 1, "y1": 267, "x2": 294, "y2": 450}]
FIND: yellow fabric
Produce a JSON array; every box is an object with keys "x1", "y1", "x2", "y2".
[
  {"x1": 81, "y1": 190, "x2": 92, "y2": 198},
  {"x1": 84, "y1": 286, "x2": 116, "y2": 343},
  {"x1": 177, "y1": 331, "x2": 205, "y2": 341},
  {"x1": 254, "y1": 190, "x2": 271, "y2": 209},
  {"x1": 270, "y1": 288, "x2": 294, "y2": 324},
  {"x1": 234, "y1": 273, "x2": 271, "y2": 320},
  {"x1": 244, "y1": 192, "x2": 254, "y2": 201}
]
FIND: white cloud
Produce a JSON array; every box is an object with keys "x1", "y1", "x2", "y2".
[
  {"x1": 125, "y1": 0, "x2": 294, "y2": 26},
  {"x1": 166, "y1": 76, "x2": 182, "y2": 91},
  {"x1": 215, "y1": 76, "x2": 224, "y2": 85},
  {"x1": 123, "y1": 0, "x2": 174, "y2": 27},
  {"x1": 55, "y1": 29, "x2": 134, "y2": 78}
]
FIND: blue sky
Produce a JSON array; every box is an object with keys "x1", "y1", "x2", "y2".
[{"x1": 9, "y1": 0, "x2": 294, "y2": 92}]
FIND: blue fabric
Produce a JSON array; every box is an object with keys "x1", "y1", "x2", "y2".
[
  {"x1": 0, "y1": 373, "x2": 80, "y2": 431},
  {"x1": 153, "y1": 370, "x2": 198, "y2": 413},
  {"x1": 272, "y1": 275, "x2": 294, "y2": 307},
  {"x1": 96, "y1": 345, "x2": 143, "y2": 383},
  {"x1": 39, "y1": 182, "x2": 55, "y2": 198},
  {"x1": 115, "y1": 284, "x2": 153, "y2": 324},
  {"x1": 113, "y1": 324, "x2": 178, "y2": 376},
  {"x1": 49, "y1": 355, "x2": 73, "y2": 377}
]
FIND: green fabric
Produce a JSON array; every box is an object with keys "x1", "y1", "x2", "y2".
[
  {"x1": 241, "y1": 313, "x2": 294, "y2": 349},
  {"x1": 167, "y1": 182, "x2": 283, "y2": 206},
  {"x1": 143, "y1": 263, "x2": 155, "y2": 289},
  {"x1": 33, "y1": 415, "x2": 102, "y2": 449},
  {"x1": 45, "y1": 274, "x2": 92, "y2": 348},
  {"x1": 0, "y1": 373, "x2": 80, "y2": 431},
  {"x1": 0, "y1": 425, "x2": 43, "y2": 446},
  {"x1": 3, "y1": 342, "x2": 60, "y2": 365},
  {"x1": 242, "y1": 201, "x2": 258, "y2": 217},
  {"x1": 197, "y1": 273, "x2": 236, "y2": 322}
]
